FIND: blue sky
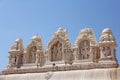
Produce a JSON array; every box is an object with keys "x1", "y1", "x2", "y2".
[{"x1": 0, "y1": 0, "x2": 120, "y2": 72}]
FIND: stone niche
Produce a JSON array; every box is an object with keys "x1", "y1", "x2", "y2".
[
  {"x1": 98, "y1": 28, "x2": 118, "y2": 68},
  {"x1": 47, "y1": 28, "x2": 73, "y2": 65},
  {"x1": 1, "y1": 27, "x2": 119, "y2": 75},
  {"x1": 74, "y1": 28, "x2": 99, "y2": 63}
]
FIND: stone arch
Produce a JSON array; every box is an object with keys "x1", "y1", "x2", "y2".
[
  {"x1": 26, "y1": 44, "x2": 37, "y2": 63},
  {"x1": 48, "y1": 37, "x2": 65, "y2": 61}
]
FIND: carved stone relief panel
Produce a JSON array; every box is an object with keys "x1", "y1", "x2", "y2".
[
  {"x1": 8, "y1": 54, "x2": 22, "y2": 68},
  {"x1": 28, "y1": 46, "x2": 37, "y2": 63},
  {"x1": 36, "y1": 50, "x2": 45, "y2": 67},
  {"x1": 90, "y1": 47, "x2": 99, "y2": 63},
  {"x1": 100, "y1": 46, "x2": 111, "y2": 58},
  {"x1": 64, "y1": 46, "x2": 74, "y2": 65},
  {"x1": 79, "y1": 40, "x2": 90, "y2": 60},
  {"x1": 50, "y1": 41, "x2": 62, "y2": 61},
  {"x1": 7, "y1": 55, "x2": 16, "y2": 68}
]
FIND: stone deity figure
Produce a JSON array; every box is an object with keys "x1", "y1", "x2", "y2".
[
  {"x1": 57, "y1": 43, "x2": 62, "y2": 61},
  {"x1": 7, "y1": 55, "x2": 17, "y2": 68},
  {"x1": 101, "y1": 47, "x2": 111, "y2": 58},
  {"x1": 81, "y1": 48, "x2": 85, "y2": 59},
  {"x1": 101, "y1": 47, "x2": 106, "y2": 58},
  {"x1": 53, "y1": 46, "x2": 57, "y2": 61},
  {"x1": 31, "y1": 51, "x2": 36, "y2": 63},
  {"x1": 36, "y1": 50, "x2": 40, "y2": 67},
  {"x1": 80, "y1": 41, "x2": 90, "y2": 59},
  {"x1": 36, "y1": 50, "x2": 45, "y2": 67},
  {"x1": 31, "y1": 47, "x2": 36, "y2": 63},
  {"x1": 106, "y1": 47, "x2": 111, "y2": 57}
]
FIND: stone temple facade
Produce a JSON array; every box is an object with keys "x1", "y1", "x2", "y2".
[{"x1": 0, "y1": 28, "x2": 120, "y2": 80}]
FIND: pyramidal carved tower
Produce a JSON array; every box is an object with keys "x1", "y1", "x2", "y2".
[{"x1": 0, "y1": 28, "x2": 119, "y2": 80}]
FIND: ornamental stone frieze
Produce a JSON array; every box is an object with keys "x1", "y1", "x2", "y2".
[{"x1": 1, "y1": 27, "x2": 118, "y2": 75}]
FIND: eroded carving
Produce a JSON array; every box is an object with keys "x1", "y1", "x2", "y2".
[
  {"x1": 48, "y1": 28, "x2": 71, "y2": 62},
  {"x1": 50, "y1": 41, "x2": 62, "y2": 61},
  {"x1": 4, "y1": 27, "x2": 118, "y2": 75},
  {"x1": 99, "y1": 28, "x2": 117, "y2": 60},
  {"x1": 8, "y1": 38, "x2": 24, "y2": 68},
  {"x1": 74, "y1": 28, "x2": 98, "y2": 61}
]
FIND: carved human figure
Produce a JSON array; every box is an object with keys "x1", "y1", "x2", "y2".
[
  {"x1": 57, "y1": 43, "x2": 62, "y2": 60},
  {"x1": 53, "y1": 46, "x2": 57, "y2": 61},
  {"x1": 90, "y1": 47, "x2": 97, "y2": 62},
  {"x1": 101, "y1": 46, "x2": 111, "y2": 58},
  {"x1": 50, "y1": 41, "x2": 62, "y2": 61},
  {"x1": 8, "y1": 55, "x2": 17, "y2": 68},
  {"x1": 106, "y1": 47, "x2": 111, "y2": 57},
  {"x1": 29, "y1": 52, "x2": 32, "y2": 63},
  {"x1": 31, "y1": 51, "x2": 36, "y2": 63},
  {"x1": 36, "y1": 50, "x2": 45, "y2": 67},
  {"x1": 16, "y1": 55, "x2": 19, "y2": 67},
  {"x1": 101, "y1": 47, "x2": 105, "y2": 58},
  {"x1": 80, "y1": 41, "x2": 90, "y2": 59},
  {"x1": 36, "y1": 50, "x2": 40, "y2": 67},
  {"x1": 12, "y1": 55, "x2": 16, "y2": 65},
  {"x1": 29, "y1": 46, "x2": 36, "y2": 63},
  {"x1": 40, "y1": 52, "x2": 45, "y2": 66},
  {"x1": 64, "y1": 46, "x2": 73, "y2": 65}
]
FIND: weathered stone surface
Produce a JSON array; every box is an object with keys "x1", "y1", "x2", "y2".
[
  {"x1": 0, "y1": 68, "x2": 119, "y2": 80},
  {"x1": 118, "y1": 67, "x2": 120, "y2": 80},
  {"x1": 0, "y1": 27, "x2": 119, "y2": 80}
]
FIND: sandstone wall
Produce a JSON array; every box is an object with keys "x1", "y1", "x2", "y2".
[
  {"x1": 118, "y1": 67, "x2": 120, "y2": 80},
  {"x1": 0, "y1": 68, "x2": 120, "y2": 80}
]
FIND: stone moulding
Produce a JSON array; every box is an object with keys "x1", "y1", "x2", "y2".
[{"x1": 2, "y1": 62, "x2": 118, "y2": 75}]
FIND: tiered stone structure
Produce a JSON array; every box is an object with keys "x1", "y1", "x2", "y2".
[{"x1": 1, "y1": 28, "x2": 119, "y2": 75}]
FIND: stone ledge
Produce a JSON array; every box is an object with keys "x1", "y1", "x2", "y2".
[
  {"x1": 2, "y1": 62, "x2": 118, "y2": 75},
  {"x1": 0, "y1": 68, "x2": 120, "y2": 80}
]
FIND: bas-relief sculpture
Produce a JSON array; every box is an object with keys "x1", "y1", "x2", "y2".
[
  {"x1": 7, "y1": 38, "x2": 24, "y2": 68},
  {"x1": 74, "y1": 28, "x2": 99, "y2": 63},
  {"x1": 99, "y1": 28, "x2": 117, "y2": 61},
  {"x1": 1, "y1": 27, "x2": 119, "y2": 80},
  {"x1": 47, "y1": 28, "x2": 72, "y2": 64}
]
